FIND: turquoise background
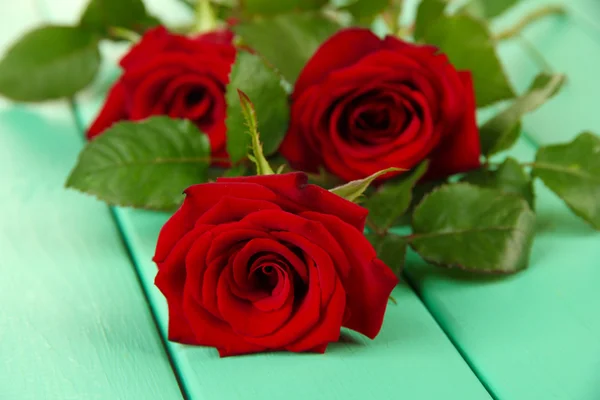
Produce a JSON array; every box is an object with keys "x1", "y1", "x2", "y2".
[{"x1": 0, "y1": 0, "x2": 599, "y2": 399}]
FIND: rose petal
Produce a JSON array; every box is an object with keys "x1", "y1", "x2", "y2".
[
  {"x1": 278, "y1": 118, "x2": 323, "y2": 174},
  {"x1": 183, "y1": 227, "x2": 215, "y2": 305},
  {"x1": 198, "y1": 227, "x2": 270, "y2": 318},
  {"x1": 218, "y1": 173, "x2": 368, "y2": 232},
  {"x1": 242, "y1": 208, "x2": 351, "y2": 280},
  {"x1": 124, "y1": 54, "x2": 231, "y2": 89},
  {"x1": 300, "y1": 211, "x2": 398, "y2": 339},
  {"x1": 231, "y1": 237, "x2": 308, "y2": 291},
  {"x1": 182, "y1": 292, "x2": 265, "y2": 356},
  {"x1": 241, "y1": 254, "x2": 321, "y2": 348},
  {"x1": 86, "y1": 81, "x2": 128, "y2": 139},
  {"x1": 120, "y1": 26, "x2": 170, "y2": 69},
  {"x1": 218, "y1": 262, "x2": 294, "y2": 338},
  {"x1": 196, "y1": 196, "x2": 281, "y2": 226},
  {"x1": 252, "y1": 265, "x2": 291, "y2": 311},
  {"x1": 426, "y1": 71, "x2": 481, "y2": 179},
  {"x1": 271, "y1": 231, "x2": 336, "y2": 304},
  {"x1": 154, "y1": 183, "x2": 284, "y2": 263},
  {"x1": 285, "y1": 276, "x2": 346, "y2": 352},
  {"x1": 195, "y1": 30, "x2": 235, "y2": 46},
  {"x1": 155, "y1": 227, "x2": 209, "y2": 344},
  {"x1": 293, "y1": 28, "x2": 384, "y2": 99}
]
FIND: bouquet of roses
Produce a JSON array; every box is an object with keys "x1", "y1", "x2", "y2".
[{"x1": 1, "y1": 0, "x2": 598, "y2": 356}]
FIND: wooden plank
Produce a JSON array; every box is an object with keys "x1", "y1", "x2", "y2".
[
  {"x1": 49, "y1": 0, "x2": 600, "y2": 399},
  {"x1": 72, "y1": 83, "x2": 492, "y2": 400},
  {"x1": 404, "y1": 2, "x2": 600, "y2": 399},
  {"x1": 57, "y1": 0, "x2": 494, "y2": 398},
  {"x1": 0, "y1": 2, "x2": 184, "y2": 399},
  {"x1": 493, "y1": 0, "x2": 600, "y2": 144},
  {"x1": 405, "y1": 139, "x2": 600, "y2": 400}
]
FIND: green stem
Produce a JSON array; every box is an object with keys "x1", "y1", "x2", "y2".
[
  {"x1": 486, "y1": 160, "x2": 533, "y2": 169},
  {"x1": 194, "y1": 0, "x2": 217, "y2": 34},
  {"x1": 396, "y1": 23, "x2": 414, "y2": 39},
  {"x1": 519, "y1": 35, "x2": 554, "y2": 73},
  {"x1": 107, "y1": 27, "x2": 141, "y2": 42},
  {"x1": 366, "y1": 218, "x2": 385, "y2": 236},
  {"x1": 494, "y1": 5, "x2": 565, "y2": 41}
]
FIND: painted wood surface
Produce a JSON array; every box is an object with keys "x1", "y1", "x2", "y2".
[
  {"x1": 494, "y1": 0, "x2": 600, "y2": 145},
  {"x1": 68, "y1": 56, "x2": 493, "y2": 400},
  {"x1": 41, "y1": 1, "x2": 494, "y2": 400},
  {"x1": 33, "y1": 0, "x2": 600, "y2": 399},
  {"x1": 0, "y1": 2, "x2": 183, "y2": 399},
  {"x1": 403, "y1": 1, "x2": 600, "y2": 399}
]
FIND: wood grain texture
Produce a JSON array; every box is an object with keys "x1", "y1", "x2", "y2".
[
  {"x1": 43, "y1": 0, "x2": 600, "y2": 399},
  {"x1": 0, "y1": 2, "x2": 183, "y2": 399},
  {"x1": 113, "y1": 208, "x2": 492, "y2": 400},
  {"x1": 71, "y1": 82, "x2": 492, "y2": 400},
  {"x1": 492, "y1": 0, "x2": 600, "y2": 145},
  {"x1": 50, "y1": 1, "x2": 493, "y2": 398},
  {"x1": 405, "y1": 1, "x2": 600, "y2": 399},
  {"x1": 406, "y1": 138, "x2": 600, "y2": 400}
]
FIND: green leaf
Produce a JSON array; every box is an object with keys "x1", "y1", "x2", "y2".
[
  {"x1": 460, "y1": 158, "x2": 534, "y2": 207},
  {"x1": 66, "y1": 116, "x2": 211, "y2": 211},
  {"x1": 421, "y1": 14, "x2": 515, "y2": 107},
  {"x1": 365, "y1": 161, "x2": 429, "y2": 229},
  {"x1": 366, "y1": 233, "x2": 407, "y2": 277},
  {"x1": 79, "y1": 0, "x2": 160, "y2": 38},
  {"x1": 458, "y1": 0, "x2": 519, "y2": 19},
  {"x1": 226, "y1": 51, "x2": 289, "y2": 163},
  {"x1": 240, "y1": 0, "x2": 329, "y2": 15},
  {"x1": 414, "y1": 0, "x2": 447, "y2": 41},
  {"x1": 532, "y1": 132, "x2": 600, "y2": 229},
  {"x1": 410, "y1": 183, "x2": 535, "y2": 273},
  {"x1": 330, "y1": 167, "x2": 403, "y2": 203},
  {"x1": 480, "y1": 73, "x2": 565, "y2": 156},
  {"x1": 341, "y1": 0, "x2": 390, "y2": 21},
  {"x1": 233, "y1": 13, "x2": 341, "y2": 84},
  {"x1": 0, "y1": 26, "x2": 100, "y2": 102},
  {"x1": 482, "y1": 121, "x2": 522, "y2": 157},
  {"x1": 236, "y1": 90, "x2": 275, "y2": 175}
]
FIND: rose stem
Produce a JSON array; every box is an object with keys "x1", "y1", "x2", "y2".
[{"x1": 494, "y1": 4, "x2": 566, "y2": 41}]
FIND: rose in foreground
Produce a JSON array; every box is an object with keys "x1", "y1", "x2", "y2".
[
  {"x1": 154, "y1": 172, "x2": 398, "y2": 357},
  {"x1": 280, "y1": 28, "x2": 480, "y2": 182},
  {"x1": 87, "y1": 26, "x2": 236, "y2": 161}
]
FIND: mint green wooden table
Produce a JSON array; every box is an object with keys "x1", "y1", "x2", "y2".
[{"x1": 1, "y1": 0, "x2": 598, "y2": 399}]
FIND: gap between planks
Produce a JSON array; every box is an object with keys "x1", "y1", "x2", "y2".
[{"x1": 67, "y1": 99, "x2": 191, "y2": 400}]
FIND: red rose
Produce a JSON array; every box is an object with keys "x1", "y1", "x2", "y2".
[
  {"x1": 87, "y1": 27, "x2": 236, "y2": 161},
  {"x1": 153, "y1": 172, "x2": 398, "y2": 357},
  {"x1": 279, "y1": 28, "x2": 480, "y2": 182}
]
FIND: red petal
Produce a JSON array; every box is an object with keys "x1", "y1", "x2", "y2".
[
  {"x1": 218, "y1": 173, "x2": 368, "y2": 232},
  {"x1": 195, "y1": 29, "x2": 234, "y2": 45},
  {"x1": 242, "y1": 209, "x2": 351, "y2": 279},
  {"x1": 154, "y1": 229, "x2": 206, "y2": 344},
  {"x1": 154, "y1": 182, "x2": 281, "y2": 263},
  {"x1": 426, "y1": 71, "x2": 481, "y2": 179},
  {"x1": 120, "y1": 26, "x2": 170, "y2": 69},
  {"x1": 309, "y1": 343, "x2": 328, "y2": 354},
  {"x1": 285, "y1": 277, "x2": 346, "y2": 352},
  {"x1": 217, "y1": 259, "x2": 294, "y2": 338},
  {"x1": 86, "y1": 81, "x2": 128, "y2": 139},
  {"x1": 278, "y1": 122, "x2": 322, "y2": 175},
  {"x1": 183, "y1": 294, "x2": 265, "y2": 357},
  {"x1": 195, "y1": 196, "x2": 280, "y2": 225},
  {"x1": 301, "y1": 211, "x2": 398, "y2": 339},
  {"x1": 293, "y1": 28, "x2": 385, "y2": 99}
]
